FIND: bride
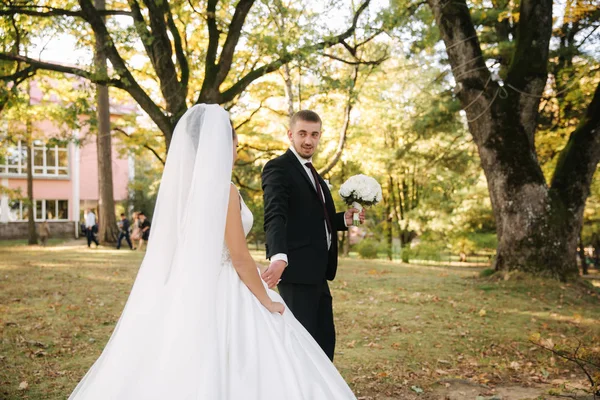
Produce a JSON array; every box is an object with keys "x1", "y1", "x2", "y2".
[{"x1": 69, "y1": 104, "x2": 356, "y2": 399}]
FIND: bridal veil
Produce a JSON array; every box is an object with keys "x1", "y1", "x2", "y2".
[{"x1": 69, "y1": 104, "x2": 233, "y2": 399}]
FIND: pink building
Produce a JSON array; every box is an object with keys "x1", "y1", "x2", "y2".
[{"x1": 0, "y1": 83, "x2": 135, "y2": 239}]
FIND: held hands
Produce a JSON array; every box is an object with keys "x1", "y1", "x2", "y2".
[
  {"x1": 344, "y1": 207, "x2": 366, "y2": 226},
  {"x1": 261, "y1": 260, "x2": 286, "y2": 289}
]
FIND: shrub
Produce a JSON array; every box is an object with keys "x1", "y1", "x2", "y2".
[
  {"x1": 401, "y1": 248, "x2": 411, "y2": 263},
  {"x1": 480, "y1": 268, "x2": 496, "y2": 278},
  {"x1": 357, "y1": 239, "x2": 379, "y2": 259}
]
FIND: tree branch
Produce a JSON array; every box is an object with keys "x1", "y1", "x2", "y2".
[
  {"x1": 0, "y1": 5, "x2": 132, "y2": 18},
  {"x1": 231, "y1": 172, "x2": 261, "y2": 193},
  {"x1": 0, "y1": 53, "x2": 124, "y2": 87},
  {"x1": 321, "y1": 52, "x2": 388, "y2": 65},
  {"x1": 355, "y1": 29, "x2": 385, "y2": 47},
  {"x1": 166, "y1": 5, "x2": 189, "y2": 95},
  {"x1": 0, "y1": 65, "x2": 36, "y2": 84},
  {"x1": 219, "y1": 0, "x2": 372, "y2": 103},
  {"x1": 215, "y1": 0, "x2": 256, "y2": 86},
  {"x1": 575, "y1": 25, "x2": 600, "y2": 50},
  {"x1": 127, "y1": 0, "x2": 155, "y2": 63},
  {"x1": 113, "y1": 128, "x2": 165, "y2": 165},
  {"x1": 77, "y1": 0, "x2": 174, "y2": 143},
  {"x1": 319, "y1": 63, "x2": 359, "y2": 176},
  {"x1": 550, "y1": 81, "x2": 600, "y2": 217},
  {"x1": 139, "y1": 0, "x2": 186, "y2": 115},
  {"x1": 239, "y1": 143, "x2": 286, "y2": 153},
  {"x1": 504, "y1": 0, "x2": 553, "y2": 143},
  {"x1": 426, "y1": 0, "x2": 499, "y2": 145},
  {"x1": 201, "y1": 0, "x2": 220, "y2": 98},
  {"x1": 234, "y1": 100, "x2": 264, "y2": 131}
]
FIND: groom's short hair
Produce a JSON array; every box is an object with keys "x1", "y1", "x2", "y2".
[{"x1": 290, "y1": 110, "x2": 322, "y2": 130}]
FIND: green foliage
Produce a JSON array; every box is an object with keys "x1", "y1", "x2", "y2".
[
  {"x1": 128, "y1": 153, "x2": 162, "y2": 219},
  {"x1": 356, "y1": 239, "x2": 379, "y2": 259},
  {"x1": 404, "y1": 242, "x2": 443, "y2": 263},
  {"x1": 400, "y1": 247, "x2": 410, "y2": 263},
  {"x1": 450, "y1": 237, "x2": 477, "y2": 256},
  {"x1": 479, "y1": 268, "x2": 496, "y2": 278}
]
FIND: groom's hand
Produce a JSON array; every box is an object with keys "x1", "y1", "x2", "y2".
[
  {"x1": 345, "y1": 208, "x2": 366, "y2": 226},
  {"x1": 262, "y1": 260, "x2": 286, "y2": 288}
]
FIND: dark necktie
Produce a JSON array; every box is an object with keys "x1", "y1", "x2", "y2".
[{"x1": 305, "y1": 162, "x2": 332, "y2": 234}]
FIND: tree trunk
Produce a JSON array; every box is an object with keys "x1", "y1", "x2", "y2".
[
  {"x1": 427, "y1": 0, "x2": 599, "y2": 281},
  {"x1": 340, "y1": 162, "x2": 350, "y2": 257},
  {"x1": 25, "y1": 137, "x2": 37, "y2": 245},
  {"x1": 320, "y1": 64, "x2": 359, "y2": 176},
  {"x1": 482, "y1": 108, "x2": 578, "y2": 279},
  {"x1": 386, "y1": 176, "x2": 394, "y2": 261},
  {"x1": 578, "y1": 234, "x2": 588, "y2": 276},
  {"x1": 343, "y1": 231, "x2": 350, "y2": 257},
  {"x1": 282, "y1": 64, "x2": 295, "y2": 118},
  {"x1": 594, "y1": 242, "x2": 600, "y2": 271},
  {"x1": 94, "y1": 0, "x2": 118, "y2": 243}
]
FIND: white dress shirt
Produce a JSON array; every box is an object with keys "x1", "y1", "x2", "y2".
[
  {"x1": 85, "y1": 212, "x2": 96, "y2": 229},
  {"x1": 271, "y1": 146, "x2": 336, "y2": 266}
]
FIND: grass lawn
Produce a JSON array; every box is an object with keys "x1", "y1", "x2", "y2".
[{"x1": 1, "y1": 240, "x2": 599, "y2": 399}]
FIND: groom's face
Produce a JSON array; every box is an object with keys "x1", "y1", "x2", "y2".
[{"x1": 288, "y1": 119, "x2": 322, "y2": 159}]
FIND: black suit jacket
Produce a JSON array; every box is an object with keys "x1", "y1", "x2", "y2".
[{"x1": 262, "y1": 149, "x2": 348, "y2": 284}]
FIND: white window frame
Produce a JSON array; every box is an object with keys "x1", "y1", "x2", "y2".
[
  {"x1": 8, "y1": 199, "x2": 69, "y2": 221},
  {"x1": 1, "y1": 140, "x2": 70, "y2": 178}
]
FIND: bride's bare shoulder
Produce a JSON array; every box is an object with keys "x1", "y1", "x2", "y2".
[{"x1": 228, "y1": 184, "x2": 241, "y2": 207}]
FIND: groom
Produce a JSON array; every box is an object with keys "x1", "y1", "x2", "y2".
[{"x1": 261, "y1": 110, "x2": 364, "y2": 360}]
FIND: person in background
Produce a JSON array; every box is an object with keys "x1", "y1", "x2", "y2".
[
  {"x1": 138, "y1": 212, "x2": 151, "y2": 251},
  {"x1": 130, "y1": 212, "x2": 140, "y2": 250},
  {"x1": 116, "y1": 213, "x2": 133, "y2": 250},
  {"x1": 85, "y1": 209, "x2": 99, "y2": 248},
  {"x1": 38, "y1": 220, "x2": 50, "y2": 247}
]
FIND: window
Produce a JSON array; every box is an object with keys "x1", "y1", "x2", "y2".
[
  {"x1": 2, "y1": 142, "x2": 27, "y2": 175},
  {"x1": 5, "y1": 199, "x2": 69, "y2": 221},
  {"x1": 1, "y1": 140, "x2": 69, "y2": 176},
  {"x1": 7, "y1": 200, "x2": 22, "y2": 221}
]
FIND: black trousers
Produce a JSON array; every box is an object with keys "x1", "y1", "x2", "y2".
[
  {"x1": 277, "y1": 281, "x2": 336, "y2": 361},
  {"x1": 117, "y1": 232, "x2": 132, "y2": 249},
  {"x1": 86, "y1": 228, "x2": 99, "y2": 247}
]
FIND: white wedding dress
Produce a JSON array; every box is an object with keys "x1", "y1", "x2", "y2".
[
  {"x1": 68, "y1": 104, "x2": 356, "y2": 400},
  {"x1": 214, "y1": 193, "x2": 356, "y2": 399}
]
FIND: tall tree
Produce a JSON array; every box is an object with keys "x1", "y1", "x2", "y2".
[
  {"x1": 424, "y1": 0, "x2": 600, "y2": 280},
  {"x1": 24, "y1": 116, "x2": 37, "y2": 245},
  {"x1": 95, "y1": 0, "x2": 118, "y2": 243},
  {"x1": 0, "y1": 0, "x2": 373, "y2": 151}
]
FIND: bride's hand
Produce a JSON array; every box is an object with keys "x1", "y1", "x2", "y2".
[{"x1": 264, "y1": 300, "x2": 285, "y2": 315}]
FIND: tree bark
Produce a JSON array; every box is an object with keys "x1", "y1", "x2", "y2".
[
  {"x1": 385, "y1": 178, "x2": 393, "y2": 261},
  {"x1": 578, "y1": 233, "x2": 588, "y2": 275},
  {"x1": 427, "y1": 0, "x2": 599, "y2": 281},
  {"x1": 282, "y1": 65, "x2": 295, "y2": 118},
  {"x1": 25, "y1": 136, "x2": 37, "y2": 245},
  {"x1": 95, "y1": 0, "x2": 118, "y2": 244}
]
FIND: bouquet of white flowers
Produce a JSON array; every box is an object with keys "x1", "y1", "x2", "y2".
[{"x1": 339, "y1": 174, "x2": 382, "y2": 226}]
